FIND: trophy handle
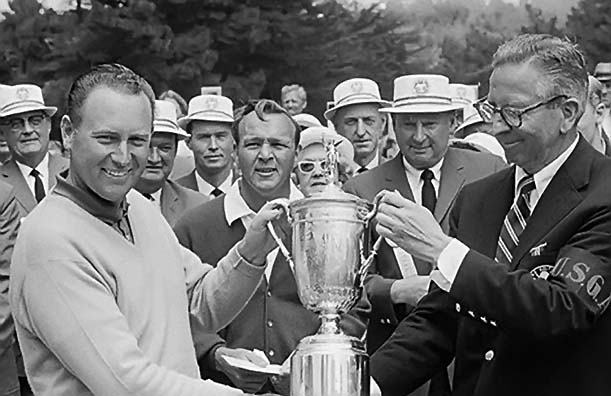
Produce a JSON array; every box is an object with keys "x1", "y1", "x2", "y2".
[{"x1": 266, "y1": 198, "x2": 294, "y2": 271}]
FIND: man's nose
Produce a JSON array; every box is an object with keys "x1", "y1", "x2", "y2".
[
  {"x1": 111, "y1": 141, "x2": 131, "y2": 166},
  {"x1": 355, "y1": 119, "x2": 367, "y2": 136},
  {"x1": 148, "y1": 147, "x2": 161, "y2": 163},
  {"x1": 209, "y1": 135, "x2": 219, "y2": 150}
]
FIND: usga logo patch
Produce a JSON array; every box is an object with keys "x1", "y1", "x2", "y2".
[{"x1": 530, "y1": 265, "x2": 554, "y2": 280}]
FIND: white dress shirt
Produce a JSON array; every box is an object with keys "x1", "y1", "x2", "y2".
[
  {"x1": 431, "y1": 135, "x2": 580, "y2": 291},
  {"x1": 224, "y1": 179, "x2": 303, "y2": 279},
  {"x1": 195, "y1": 170, "x2": 233, "y2": 198},
  {"x1": 16, "y1": 153, "x2": 50, "y2": 198}
]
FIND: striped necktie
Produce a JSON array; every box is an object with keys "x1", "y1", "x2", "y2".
[{"x1": 495, "y1": 175, "x2": 535, "y2": 265}]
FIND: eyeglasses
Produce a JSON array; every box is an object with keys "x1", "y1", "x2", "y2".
[
  {"x1": 297, "y1": 159, "x2": 328, "y2": 174},
  {"x1": 0, "y1": 114, "x2": 47, "y2": 132},
  {"x1": 474, "y1": 95, "x2": 567, "y2": 128}
]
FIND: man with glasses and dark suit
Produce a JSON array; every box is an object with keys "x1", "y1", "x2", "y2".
[{"x1": 369, "y1": 34, "x2": 611, "y2": 396}]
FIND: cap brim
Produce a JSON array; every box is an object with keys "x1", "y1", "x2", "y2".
[
  {"x1": 0, "y1": 105, "x2": 57, "y2": 118},
  {"x1": 324, "y1": 99, "x2": 391, "y2": 121},
  {"x1": 178, "y1": 114, "x2": 233, "y2": 129},
  {"x1": 596, "y1": 76, "x2": 611, "y2": 81},
  {"x1": 153, "y1": 126, "x2": 189, "y2": 139},
  {"x1": 379, "y1": 103, "x2": 463, "y2": 114},
  {"x1": 455, "y1": 117, "x2": 485, "y2": 133}
]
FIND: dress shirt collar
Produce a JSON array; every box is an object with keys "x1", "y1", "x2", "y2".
[
  {"x1": 16, "y1": 152, "x2": 49, "y2": 189},
  {"x1": 362, "y1": 152, "x2": 380, "y2": 171},
  {"x1": 53, "y1": 175, "x2": 129, "y2": 224},
  {"x1": 514, "y1": 134, "x2": 579, "y2": 200},
  {"x1": 224, "y1": 179, "x2": 303, "y2": 226},
  {"x1": 195, "y1": 170, "x2": 233, "y2": 197},
  {"x1": 402, "y1": 155, "x2": 444, "y2": 183}
]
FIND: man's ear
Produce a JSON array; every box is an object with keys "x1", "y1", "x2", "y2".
[
  {"x1": 560, "y1": 98, "x2": 581, "y2": 133},
  {"x1": 60, "y1": 115, "x2": 75, "y2": 152},
  {"x1": 185, "y1": 135, "x2": 193, "y2": 150},
  {"x1": 595, "y1": 103, "x2": 606, "y2": 125}
]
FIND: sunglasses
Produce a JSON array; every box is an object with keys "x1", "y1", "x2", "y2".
[{"x1": 297, "y1": 159, "x2": 328, "y2": 174}]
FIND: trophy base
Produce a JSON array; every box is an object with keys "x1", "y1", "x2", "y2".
[{"x1": 290, "y1": 333, "x2": 369, "y2": 396}]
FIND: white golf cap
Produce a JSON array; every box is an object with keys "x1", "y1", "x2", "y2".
[
  {"x1": 154, "y1": 100, "x2": 189, "y2": 139},
  {"x1": 380, "y1": 75, "x2": 464, "y2": 114},
  {"x1": 298, "y1": 126, "x2": 354, "y2": 163},
  {"x1": 324, "y1": 78, "x2": 391, "y2": 121},
  {"x1": 0, "y1": 84, "x2": 57, "y2": 118},
  {"x1": 178, "y1": 94, "x2": 234, "y2": 130}
]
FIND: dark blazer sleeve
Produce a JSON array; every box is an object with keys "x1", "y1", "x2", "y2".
[
  {"x1": 370, "y1": 285, "x2": 458, "y2": 395},
  {"x1": 338, "y1": 289, "x2": 371, "y2": 338},
  {"x1": 173, "y1": 207, "x2": 228, "y2": 374},
  {"x1": 0, "y1": 186, "x2": 19, "y2": 355}
]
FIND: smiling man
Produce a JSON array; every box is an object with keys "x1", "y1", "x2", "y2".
[
  {"x1": 370, "y1": 34, "x2": 611, "y2": 396},
  {"x1": 174, "y1": 100, "x2": 369, "y2": 394},
  {"x1": 134, "y1": 100, "x2": 208, "y2": 226},
  {"x1": 177, "y1": 94, "x2": 236, "y2": 198},
  {"x1": 8, "y1": 64, "x2": 287, "y2": 396},
  {"x1": 0, "y1": 84, "x2": 69, "y2": 216}
]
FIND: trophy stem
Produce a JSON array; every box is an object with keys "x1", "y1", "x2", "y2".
[{"x1": 319, "y1": 313, "x2": 342, "y2": 335}]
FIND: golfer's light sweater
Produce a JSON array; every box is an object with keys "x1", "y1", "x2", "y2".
[{"x1": 9, "y1": 187, "x2": 265, "y2": 396}]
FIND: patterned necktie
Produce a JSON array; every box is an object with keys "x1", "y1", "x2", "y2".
[
  {"x1": 30, "y1": 169, "x2": 45, "y2": 203},
  {"x1": 211, "y1": 188, "x2": 223, "y2": 197},
  {"x1": 421, "y1": 169, "x2": 436, "y2": 214},
  {"x1": 495, "y1": 175, "x2": 536, "y2": 265}
]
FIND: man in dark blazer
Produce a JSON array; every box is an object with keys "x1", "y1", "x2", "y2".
[
  {"x1": 0, "y1": 84, "x2": 69, "y2": 217},
  {"x1": 135, "y1": 100, "x2": 208, "y2": 227},
  {"x1": 176, "y1": 94, "x2": 236, "y2": 198},
  {"x1": 175, "y1": 99, "x2": 369, "y2": 395},
  {"x1": 344, "y1": 75, "x2": 505, "y2": 359},
  {"x1": 369, "y1": 34, "x2": 611, "y2": 396},
  {"x1": 0, "y1": 181, "x2": 20, "y2": 396}
]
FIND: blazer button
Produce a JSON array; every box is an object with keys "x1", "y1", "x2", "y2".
[
  {"x1": 455, "y1": 303, "x2": 461, "y2": 312},
  {"x1": 267, "y1": 290, "x2": 272, "y2": 297},
  {"x1": 268, "y1": 349, "x2": 275, "y2": 357},
  {"x1": 485, "y1": 350, "x2": 494, "y2": 361},
  {"x1": 267, "y1": 320, "x2": 273, "y2": 328}
]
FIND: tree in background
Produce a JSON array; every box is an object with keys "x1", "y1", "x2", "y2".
[{"x1": 566, "y1": 0, "x2": 611, "y2": 69}]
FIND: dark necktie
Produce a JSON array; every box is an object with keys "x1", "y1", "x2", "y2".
[
  {"x1": 30, "y1": 169, "x2": 45, "y2": 203},
  {"x1": 211, "y1": 188, "x2": 223, "y2": 197},
  {"x1": 356, "y1": 167, "x2": 368, "y2": 174},
  {"x1": 495, "y1": 176, "x2": 536, "y2": 265},
  {"x1": 142, "y1": 192, "x2": 154, "y2": 201},
  {"x1": 421, "y1": 169, "x2": 436, "y2": 214}
]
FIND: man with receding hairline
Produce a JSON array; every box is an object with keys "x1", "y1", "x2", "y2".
[
  {"x1": 9, "y1": 64, "x2": 287, "y2": 396},
  {"x1": 369, "y1": 34, "x2": 611, "y2": 396}
]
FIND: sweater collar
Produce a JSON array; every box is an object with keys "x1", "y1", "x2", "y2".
[{"x1": 53, "y1": 175, "x2": 129, "y2": 224}]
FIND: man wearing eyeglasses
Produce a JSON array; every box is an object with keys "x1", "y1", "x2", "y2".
[
  {"x1": 0, "y1": 84, "x2": 69, "y2": 395},
  {"x1": 368, "y1": 34, "x2": 611, "y2": 396},
  {"x1": 0, "y1": 84, "x2": 69, "y2": 216},
  {"x1": 174, "y1": 100, "x2": 369, "y2": 394}
]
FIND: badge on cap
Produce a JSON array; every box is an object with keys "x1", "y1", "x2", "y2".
[
  {"x1": 204, "y1": 96, "x2": 218, "y2": 110},
  {"x1": 413, "y1": 79, "x2": 429, "y2": 94},
  {"x1": 16, "y1": 87, "x2": 29, "y2": 101},
  {"x1": 350, "y1": 81, "x2": 364, "y2": 93}
]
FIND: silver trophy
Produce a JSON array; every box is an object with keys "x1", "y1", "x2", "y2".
[{"x1": 269, "y1": 139, "x2": 381, "y2": 396}]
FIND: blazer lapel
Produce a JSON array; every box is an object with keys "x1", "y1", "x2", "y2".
[
  {"x1": 435, "y1": 149, "x2": 466, "y2": 223},
  {"x1": 0, "y1": 160, "x2": 36, "y2": 213},
  {"x1": 160, "y1": 181, "x2": 181, "y2": 223},
  {"x1": 510, "y1": 140, "x2": 590, "y2": 268},
  {"x1": 384, "y1": 156, "x2": 414, "y2": 201}
]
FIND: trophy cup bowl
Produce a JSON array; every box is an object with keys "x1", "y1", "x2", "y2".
[{"x1": 270, "y1": 186, "x2": 378, "y2": 396}]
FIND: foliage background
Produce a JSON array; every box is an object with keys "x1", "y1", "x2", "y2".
[{"x1": 0, "y1": 0, "x2": 608, "y2": 139}]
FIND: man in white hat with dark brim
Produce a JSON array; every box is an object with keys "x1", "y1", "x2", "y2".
[
  {"x1": 344, "y1": 74, "x2": 505, "y2": 396},
  {"x1": 176, "y1": 94, "x2": 236, "y2": 199},
  {"x1": 294, "y1": 126, "x2": 355, "y2": 196},
  {"x1": 135, "y1": 100, "x2": 209, "y2": 227},
  {"x1": 0, "y1": 84, "x2": 69, "y2": 216},
  {"x1": 325, "y1": 78, "x2": 391, "y2": 173}
]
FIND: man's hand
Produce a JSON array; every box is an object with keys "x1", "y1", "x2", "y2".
[
  {"x1": 215, "y1": 347, "x2": 271, "y2": 394},
  {"x1": 238, "y1": 200, "x2": 290, "y2": 265},
  {"x1": 390, "y1": 276, "x2": 430, "y2": 305},
  {"x1": 374, "y1": 190, "x2": 452, "y2": 263}
]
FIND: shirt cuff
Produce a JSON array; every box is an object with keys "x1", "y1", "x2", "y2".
[
  {"x1": 430, "y1": 238, "x2": 470, "y2": 292},
  {"x1": 224, "y1": 244, "x2": 266, "y2": 276}
]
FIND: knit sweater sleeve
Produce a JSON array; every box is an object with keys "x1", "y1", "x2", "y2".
[
  {"x1": 182, "y1": 242, "x2": 266, "y2": 333},
  {"x1": 20, "y1": 256, "x2": 244, "y2": 396}
]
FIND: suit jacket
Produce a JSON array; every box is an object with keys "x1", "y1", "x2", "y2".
[
  {"x1": 175, "y1": 169, "x2": 238, "y2": 194},
  {"x1": 371, "y1": 138, "x2": 611, "y2": 396},
  {"x1": 0, "y1": 181, "x2": 20, "y2": 393},
  {"x1": 343, "y1": 148, "x2": 506, "y2": 354},
  {"x1": 174, "y1": 195, "x2": 370, "y2": 392},
  {"x1": 159, "y1": 180, "x2": 208, "y2": 227},
  {"x1": 0, "y1": 154, "x2": 69, "y2": 215}
]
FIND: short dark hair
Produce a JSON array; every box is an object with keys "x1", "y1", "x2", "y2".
[
  {"x1": 66, "y1": 63, "x2": 156, "y2": 128},
  {"x1": 232, "y1": 99, "x2": 301, "y2": 146}
]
